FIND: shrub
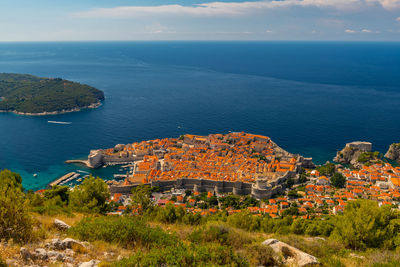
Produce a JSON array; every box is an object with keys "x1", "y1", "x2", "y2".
[
  {"x1": 69, "y1": 176, "x2": 110, "y2": 213},
  {"x1": 227, "y1": 211, "x2": 262, "y2": 231},
  {"x1": 0, "y1": 169, "x2": 32, "y2": 243},
  {"x1": 147, "y1": 204, "x2": 204, "y2": 225},
  {"x1": 181, "y1": 211, "x2": 202, "y2": 225},
  {"x1": 331, "y1": 173, "x2": 346, "y2": 188},
  {"x1": 188, "y1": 222, "x2": 253, "y2": 249},
  {"x1": 113, "y1": 243, "x2": 248, "y2": 266},
  {"x1": 131, "y1": 185, "x2": 152, "y2": 214},
  {"x1": 0, "y1": 169, "x2": 22, "y2": 189},
  {"x1": 44, "y1": 185, "x2": 70, "y2": 203},
  {"x1": 69, "y1": 216, "x2": 178, "y2": 248},
  {"x1": 357, "y1": 151, "x2": 382, "y2": 163},
  {"x1": 31, "y1": 196, "x2": 72, "y2": 215},
  {"x1": 154, "y1": 203, "x2": 179, "y2": 223},
  {"x1": 317, "y1": 163, "x2": 336, "y2": 176},
  {"x1": 291, "y1": 219, "x2": 306, "y2": 235},
  {"x1": 331, "y1": 199, "x2": 400, "y2": 250},
  {"x1": 244, "y1": 243, "x2": 278, "y2": 266}
]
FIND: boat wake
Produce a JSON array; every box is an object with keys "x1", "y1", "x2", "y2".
[{"x1": 48, "y1": 121, "x2": 72, "y2": 125}]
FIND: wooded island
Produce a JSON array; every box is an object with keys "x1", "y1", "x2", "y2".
[{"x1": 0, "y1": 73, "x2": 104, "y2": 115}]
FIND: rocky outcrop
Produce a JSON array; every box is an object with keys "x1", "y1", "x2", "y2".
[
  {"x1": 20, "y1": 246, "x2": 73, "y2": 263},
  {"x1": 33, "y1": 248, "x2": 48, "y2": 260},
  {"x1": 385, "y1": 143, "x2": 400, "y2": 163},
  {"x1": 12, "y1": 238, "x2": 108, "y2": 266},
  {"x1": 46, "y1": 238, "x2": 86, "y2": 251},
  {"x1": 54, "y1": 219, "x2": 71, "y2": 231},
  {"x1": 20, "y1": 247, "x2": 33, "y2": 261},
  {"x1": 79, "y1": 259, "x2": 101, "y2": 267},
  {"x1": 262, "y1": 239, "x2": 320, "y2": 266},
  {"x1": 334, "y1": 141, "x2": 372, "y2": 167},
  {"x1": 18, "y1": 239, "x2": 86, "y2": 265}
]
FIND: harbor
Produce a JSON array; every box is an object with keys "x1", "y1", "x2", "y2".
[
  {"x1": 48, "y1": 172, "x2": 80, "y2": 187},
  {"x1": 47, "y1": 164, "x2": 131, "y2": 189}
]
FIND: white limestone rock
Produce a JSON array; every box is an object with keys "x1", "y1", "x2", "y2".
[
  {"x1": 54, "y1": 219, "x2": 71, "y2": 231},
  {"x1": 33, "y1": 248, "x2": 48, "y2": 260},
  {"x1": 78, "y1": 259, "x2": 101, "y2": 267},
  {"x1": 262, "y1": 239, "x2": 320, "y2": 267}
]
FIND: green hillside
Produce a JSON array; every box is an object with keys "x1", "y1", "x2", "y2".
[
  {"x1": 0, "y1": 73, "x2": 104, "y2": 114},
  {"x1": 1, "y1": 169, "x2": 400, "y2": 266}
]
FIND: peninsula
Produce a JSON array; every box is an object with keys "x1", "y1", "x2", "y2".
[
  {"x1": 68, "y1": 132, "x2": 315, "y2": 198},
  {"x1": 0, "y1": 73, "x2": 104, "y2": 115}
]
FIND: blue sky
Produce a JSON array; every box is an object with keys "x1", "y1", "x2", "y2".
[{"x1": 0, "y1": 0, "x2": 399, "y2": 41}]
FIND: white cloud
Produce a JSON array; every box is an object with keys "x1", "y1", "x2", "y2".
[
  {"x1": 345, "y1": 28, "x2": 379, "y2": 33},
  {"x1": 74, "y1": 0, "x2": 400, "y2": 19},
  {"x1": 145, "y1": 24, "x2": 176, "y2": 34},
  {"x1": 372, "y1": 0, "x2": 400, "y2": 10}
]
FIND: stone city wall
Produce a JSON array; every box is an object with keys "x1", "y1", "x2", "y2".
[{"x1": 109, "y1": 169, "x2": 294, "y2": 198}]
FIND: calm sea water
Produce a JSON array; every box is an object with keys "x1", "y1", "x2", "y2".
[{"x1": 0, "y1": 41, "x2": 399, "y2": 190}]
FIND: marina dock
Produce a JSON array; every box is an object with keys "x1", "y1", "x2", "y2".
[{"x1": 48, "y1": 172, "x2": 79, "y2": 187}]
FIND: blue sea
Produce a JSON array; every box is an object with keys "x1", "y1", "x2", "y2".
[{"x1": 0, "y1": 41, "x2": 399, "y2": 190}]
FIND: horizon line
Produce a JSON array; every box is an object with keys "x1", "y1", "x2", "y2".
[{"x1": 0, "y1": 40, "x2": 400, "y2": 43}]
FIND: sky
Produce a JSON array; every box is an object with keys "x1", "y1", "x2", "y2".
[{"x1": 0, "y1": 0, "x2": 399, "y2": 41}]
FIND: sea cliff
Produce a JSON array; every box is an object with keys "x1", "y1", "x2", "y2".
[
  {"x1": 385, "y1": 143, "x2": 400, "y2": 163},
  {"x1": 333, "y1": 141, "x2": 372, "y2": 167}
]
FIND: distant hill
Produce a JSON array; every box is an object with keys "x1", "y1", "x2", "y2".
[{"x1": 0, "y1": 73, "x2": 104, "y2": 114}]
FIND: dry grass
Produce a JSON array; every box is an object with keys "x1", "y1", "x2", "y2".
[
  {"x1": 33, "y1": 213, "x2": 85, "y2": 230},
  {"x1": 0, "y1": 242, "x2": 21, "y2": 262},
  {"x1": 148, "y1": 220, "x2": 195, "y2": 240}
]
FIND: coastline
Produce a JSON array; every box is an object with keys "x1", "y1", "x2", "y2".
[{"x1": 0, "y1": 101, "x2": 102, "y2": 116}]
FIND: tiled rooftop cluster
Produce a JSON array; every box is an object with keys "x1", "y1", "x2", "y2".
[
  {"x1": 109, "y1": 132, "x2": 296, "y2": 185},
  {"x1": 108, "y1": 161, "x2": 400, "y2": 217}
]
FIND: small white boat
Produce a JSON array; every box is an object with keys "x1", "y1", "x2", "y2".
[
  {"x1": 48, "y1": 121, "x2": 72, "y2": 125},
  {"x1": 33, "y1": 173, "x2": 38, "y2": 177}
]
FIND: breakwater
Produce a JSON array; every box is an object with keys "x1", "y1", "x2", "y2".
[
  {"x1": 65, "y1": 159, "x2": 91, "y2": 168},
  {"x1": 48, "y1": 172, "x2": 79, "y2": 188}
]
